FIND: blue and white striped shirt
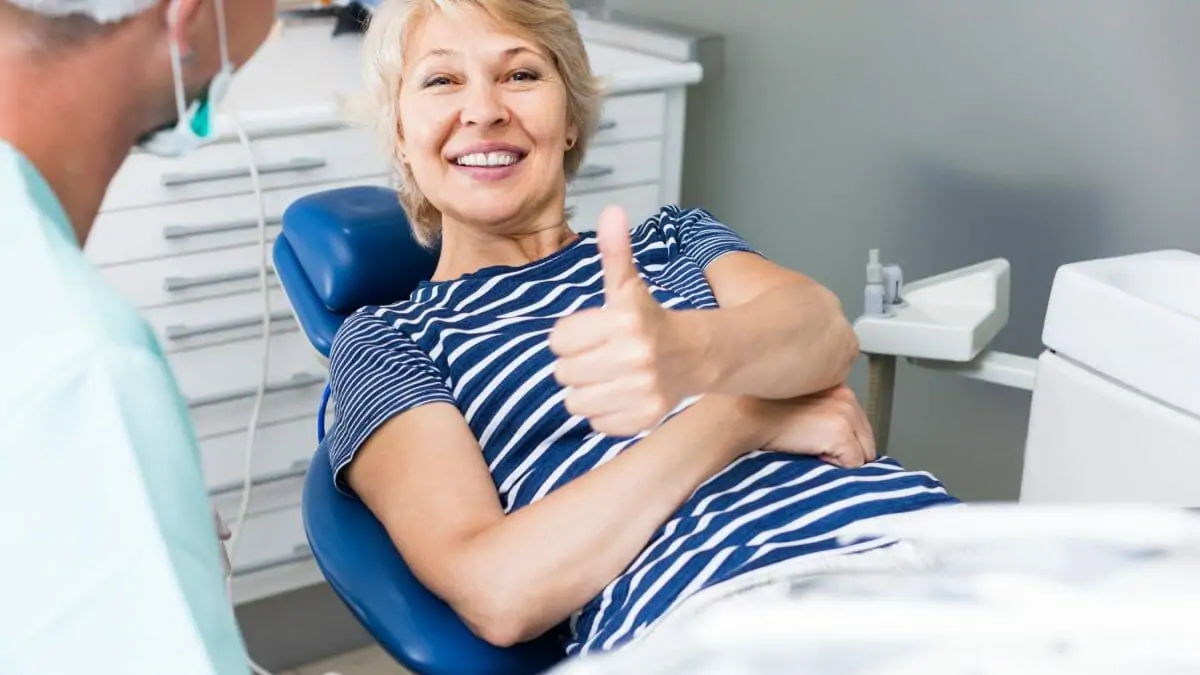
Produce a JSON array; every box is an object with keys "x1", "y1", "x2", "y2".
[{"x1": 326, "y1": 206, "x2": 957, "y2": 654}]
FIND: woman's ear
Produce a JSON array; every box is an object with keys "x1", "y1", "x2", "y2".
[
  {"x1": 565, "y1": 120, "x2": 579, "y2": 150},
  {"x1": 395, "y1": 121, "x2": 408, "y2": 162}
]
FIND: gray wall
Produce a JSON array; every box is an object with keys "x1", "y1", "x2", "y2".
[{"x1": 605, "y1": 0, "x2": 1200, "y2": 501}]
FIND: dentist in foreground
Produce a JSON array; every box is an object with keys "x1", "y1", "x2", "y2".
[{"x1": 0, "y1": 1, "x2": 275, "y2": 673}]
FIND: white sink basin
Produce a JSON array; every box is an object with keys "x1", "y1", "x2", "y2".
[
  {"x1": 854, "y1": 259, "x2": 1011, "y2": 362},
  {"x1": 1042, "y1": 249, "x2": 1200, "y2": 419}
]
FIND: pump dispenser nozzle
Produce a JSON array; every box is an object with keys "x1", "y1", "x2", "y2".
[{"x1": 867, "y1": 249, "x2": 883, "y2": 283}]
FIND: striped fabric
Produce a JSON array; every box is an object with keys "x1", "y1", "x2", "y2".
[{"x1": 325, "y1": 206, "x2": 958, "y2": 654}]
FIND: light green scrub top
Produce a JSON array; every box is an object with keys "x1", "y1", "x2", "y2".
[{"x1": 0, "y1": 139, "x2": 249, "y2": 674}]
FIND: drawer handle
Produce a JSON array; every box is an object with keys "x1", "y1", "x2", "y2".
[
  {"x1": 166, "y1": 310, "x2": 293, "y2": 341},
  {"x1": 210, "y1": 458, "x2": 308, "y2": 497},
  {"x1": 160, "y1": 157, "x2": 327, "y2": 187},
  {"x1": 576, "y1": 164, "x2": 615, "y2": 180},
  {"x1": 188, "y1": 371, "x2": 326, "y2": 409},
  {"x1": 163, "y1": 216, "x2": 282, "y2": 241},
  {"x1": 163, "y1": 266, "x2": 275, "y2": 293},
  {"x1": 597, "y1": 119, "x2": 617, "y2": 132},
  {"x1": 232, "y1": 542, "x2": 312, "y2": 577}
]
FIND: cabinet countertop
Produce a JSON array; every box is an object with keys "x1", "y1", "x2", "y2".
[{"x1": 208, "y1": 18, "x2": 703, "y2": 141}]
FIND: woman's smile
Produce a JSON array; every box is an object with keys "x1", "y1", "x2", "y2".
[{"x1": 447, "y1": 141, "x2": 528, "y2": 182}]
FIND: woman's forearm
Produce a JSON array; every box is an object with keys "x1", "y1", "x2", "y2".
[
  {"x1": 686, "y1": 282, "x2": 859, "y2": 399},
  {"x1": 455, "y1": 394, "x2": 763, "y2": 644}
]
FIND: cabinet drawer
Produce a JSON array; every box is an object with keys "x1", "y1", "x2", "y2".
[
  {"x1": 102, "y1": 127, "x2": 388, "y2": 212},
  {"x1": 567, "y1": 183, "x2": 662, "y2": 233},
  {"x1": 173, "y1": 330, "x2": 321, "y2": 412},
  {"x1": 568, "y1": 139, "x2": 664, "y2": 195},
  {"x1": 101, "y1": 242, "x2": 278, "y2": 310},
  {"x1": 192, "y1": 381, "x2": 328, "y2": 440},
  {"x1": 142, "y1": 287, "x2": 295, "y2": 354},
  {"x1": 228, "y1": 504, "x2": 310, "y2": 578},
  {"x1": 592, "y1": 92, "x2": 667, "y2": 146},
  {"x1": 213, "y1": 475, "x2": 307, "y2": 528},
  {"x1": 202, "y1": 415, "x2": 316, "y2": 496},
  {"x1": 89, "y1": 177, "x2": 388, "y2": 267}
]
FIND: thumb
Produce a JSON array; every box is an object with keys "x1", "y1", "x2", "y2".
[{"x1": 597, "y1": 206, "x2": 638, "y2": 299}]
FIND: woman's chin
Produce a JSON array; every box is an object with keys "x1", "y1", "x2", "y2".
[
  {"x1": 449, "y1": 205, "x2": 535, "y2": 231},
  {"x1": 444, "y1": 196, "x2": 561, "y2": 233}
]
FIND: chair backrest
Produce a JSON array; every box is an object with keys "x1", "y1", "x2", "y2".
[
  {"x1": 275, "y1": 186, "x2": 566, "y2": 674},
  {"x1": 274, "y1": 185, "x2": 438, "y2": 357}
]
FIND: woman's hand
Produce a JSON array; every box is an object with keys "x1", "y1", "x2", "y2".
[
  {"x1": 752, "y1": 385, "x2": 877, "y2": 468},
  {"x1": 550, "y1": 207, "x2": 706, "y2": 436}
]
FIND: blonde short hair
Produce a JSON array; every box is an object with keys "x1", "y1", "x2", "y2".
[{"x1": 359, "y1": 0, "x2": 604, "y2": 247}]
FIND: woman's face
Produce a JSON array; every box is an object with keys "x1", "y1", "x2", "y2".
[{"x1": 397, "y1": 6, "x2": 575, "y2": 235}]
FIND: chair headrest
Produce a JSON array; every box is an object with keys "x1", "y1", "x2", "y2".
[{"x1": 281, "y1": 185, "x2": 439, "y2": 314}]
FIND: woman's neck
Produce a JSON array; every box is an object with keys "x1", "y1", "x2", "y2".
[{"x1": 432, "y1": 217, "x2": 579, "y2": 282}]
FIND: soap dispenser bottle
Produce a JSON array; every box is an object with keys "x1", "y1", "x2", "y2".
[{"x1": 864, "y1": 249, "x2": 888, "y2": 316}]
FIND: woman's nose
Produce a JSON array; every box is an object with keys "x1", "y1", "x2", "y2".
[{"x1": 460, "y1": 82, "x2": 508, "y2": 128}]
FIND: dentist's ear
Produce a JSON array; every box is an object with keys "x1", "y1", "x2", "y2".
[{"x1": 159, "y1": 0, "x2": 207, "y2": 63}]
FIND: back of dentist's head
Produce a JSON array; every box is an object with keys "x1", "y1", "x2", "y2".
[{"x1": 0, "y1": 0, "x2": 277, "y2": 156}]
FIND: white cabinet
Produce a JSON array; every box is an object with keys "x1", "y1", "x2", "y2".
[
  {"x1": 86, "y1": 16, "x2": 703, "y2": 605},
  {"x1": 102, "y1": 127, "x2": 389, "y2": 212}
]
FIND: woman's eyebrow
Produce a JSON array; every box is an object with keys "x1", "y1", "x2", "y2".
[
  {"x1": 500, "y1": 46, "x2": 539, "y2": 59},
  {"x1": 415, "y1": 47, "x2": 456, "y2": 64},
  {"x1": 416, "y1": 45, "x2": 543, "y2": 64}
]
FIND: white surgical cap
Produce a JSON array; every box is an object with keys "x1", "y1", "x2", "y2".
[{"x1": 6, "y1": 0, "x2": 159, "y2": 23}]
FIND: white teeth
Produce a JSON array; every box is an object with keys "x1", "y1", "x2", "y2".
[{"x1": 456, "y1": 152, "x2": 519, "y2": 167}]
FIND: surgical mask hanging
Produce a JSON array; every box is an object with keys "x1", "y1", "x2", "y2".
[{"x1": 139, "y1": 0, "x2": 233, "y2": 158}]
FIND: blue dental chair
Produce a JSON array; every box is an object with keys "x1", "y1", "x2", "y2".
[{"x1": 274, "y1": 186, "x2": 567, "y2": 675}]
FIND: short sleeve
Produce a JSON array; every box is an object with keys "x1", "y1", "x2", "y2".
[
  {"x1": 651, "y1": 206, "x2": 764, "y2": 270},
  {"x1": 325, "y1": 309, "x2": 456, "y2": 495}
]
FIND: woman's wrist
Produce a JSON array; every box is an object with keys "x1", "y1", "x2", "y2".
[
  {"x1": 691, "y1": 393, "x2": 775, "y2": 460},
  {"x1": 732, "y1": 394, "x2": 782, "y2": 450}
]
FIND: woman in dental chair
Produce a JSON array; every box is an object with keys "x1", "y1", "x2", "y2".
[{"x1": 326, "y1": 0, "x2": 958, "y2": 660}]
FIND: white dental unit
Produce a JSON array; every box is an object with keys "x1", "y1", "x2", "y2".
[{"x1": 855, "y1": 247, "x2": 1200, "y2": 506}]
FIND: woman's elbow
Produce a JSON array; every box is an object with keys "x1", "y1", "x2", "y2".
[
  {"x1": 465, "y1": 609, "x2": 530, "y2": 649},
  {"x1": 837, "y1": 317, "x2": 860, "y2": 375},
  {"x1": 452, "y1": 579, "x2": 543, "y2": 648},
  {"x1": 819, "y1": 288, "x2": 859, "y2": 382}
]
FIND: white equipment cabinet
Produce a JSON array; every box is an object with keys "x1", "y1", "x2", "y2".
[{"x1": 86, "y1": 15, "x2": 704, "y2": 605}]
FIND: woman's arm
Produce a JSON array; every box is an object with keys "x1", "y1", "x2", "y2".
[
  {"x1": 344, "y1": 394, "x2": 765, "y2": 648},
  {"x1": 551, "y1": 210, "x2": 859, "y2": 437},
  {"x1": 685, "y1": 251, "x2": 860, "y2": 400}
]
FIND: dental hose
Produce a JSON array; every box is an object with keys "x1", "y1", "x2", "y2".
[{"x1": 866, "y1": 353, "x2": 896, "y2": 454}]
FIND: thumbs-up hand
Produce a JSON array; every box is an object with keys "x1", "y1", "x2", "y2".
[{"x1": 549, "y1": 206, "x2": 704, "y2": 436}]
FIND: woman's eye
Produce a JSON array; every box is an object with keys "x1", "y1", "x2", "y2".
[
  {"x1": 510, "y1": 70, "x2": 540, "y2": 82},
  {"x1": 423, "y1": 75, "x2": 452, "y2": 88}
]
